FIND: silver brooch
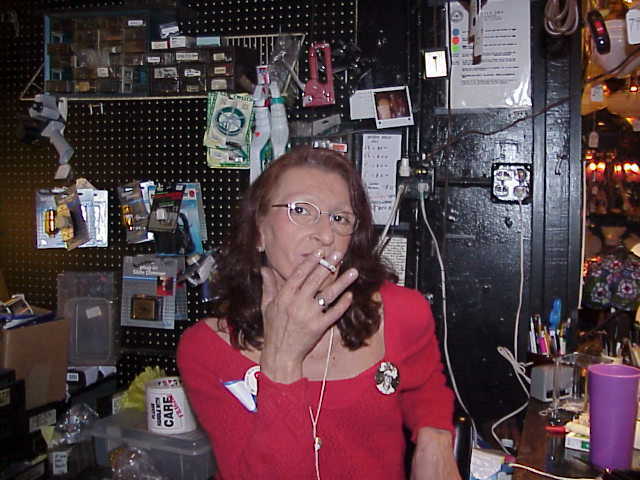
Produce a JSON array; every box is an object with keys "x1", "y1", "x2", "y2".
[{"x1": 375, "y1": 361, "x2": 399, "y2": 394}]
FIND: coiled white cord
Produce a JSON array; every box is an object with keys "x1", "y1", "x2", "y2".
[{"x1": 544, "y1": 0, "x2": 580, "y2": 36}]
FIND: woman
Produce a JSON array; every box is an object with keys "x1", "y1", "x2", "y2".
[{"x1": 177, "y1": 146, "x2": 460, "y2": 479}]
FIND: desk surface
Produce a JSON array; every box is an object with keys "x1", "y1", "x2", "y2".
[{"x1": 513, "y1": 400, "x2": 601, "y2": 480}]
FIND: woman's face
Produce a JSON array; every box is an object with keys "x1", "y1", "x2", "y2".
[{"x1": 257, "y1": 166, "x2": 354, "y2": 286}]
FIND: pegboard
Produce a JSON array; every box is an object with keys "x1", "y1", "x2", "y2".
[{"x1": 0, "y1": 0, "x2": 358, "y2": 386}]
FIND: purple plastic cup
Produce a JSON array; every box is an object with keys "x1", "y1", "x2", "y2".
[{"x1": 588, "y1": 363, "x2": 640, "y2": 470}]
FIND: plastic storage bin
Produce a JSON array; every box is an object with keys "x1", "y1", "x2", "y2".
[{"x1": 91, "y1": 409, "x2": 215, "y2": 480}]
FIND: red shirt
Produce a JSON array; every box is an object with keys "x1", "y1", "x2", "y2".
[{"x1": 177, "y1": 282, "x2": 454, "y2": 479}]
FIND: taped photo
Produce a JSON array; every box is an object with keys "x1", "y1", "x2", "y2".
[{"x1": 372, "y1": 86, "x2": 414, "y2": 129}]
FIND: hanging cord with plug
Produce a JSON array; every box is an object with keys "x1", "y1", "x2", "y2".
[
  {"x1": 418, "y1": 183, "x2": 476, "y2": 436},
  {"x1": 491, "y1": 196, "x2": 533, "y2": 454}
]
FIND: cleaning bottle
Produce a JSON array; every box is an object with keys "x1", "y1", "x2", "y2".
[
  {"x1": 269, "y1": 81, "x2": 289, "y2": 159},
  {"x1": 250, "y1": 85, "x2": 272, "y2": 183}
]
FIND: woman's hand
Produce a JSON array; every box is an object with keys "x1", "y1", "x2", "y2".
[
  {"x1": 259, "y1": 249, "x2": 358, "y2": 383},
  {"x1": 411, "y1": 427, "x2": 462, "y2": 480}
]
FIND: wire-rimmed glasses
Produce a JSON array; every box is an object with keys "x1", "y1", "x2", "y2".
[{"x1": 271, "y1": 201, "x2": 358, "y2": 236}]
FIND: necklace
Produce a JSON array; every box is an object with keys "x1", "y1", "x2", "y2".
[{"x1": 308, "y1": 327, "x2": 334, "y2": 480}]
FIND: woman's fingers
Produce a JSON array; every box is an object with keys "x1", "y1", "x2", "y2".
[
  {"x1": 315, "y1": 268, "x2": 359, "y2": 306},
  {"x1": 278, "y1": 249, "x2": 327, "y2": 300},
  {"x1": 298, "y1": 251, "x2": 344, "y2": 299},
  {"x1": 318, "y1": 289, "x2": 354, "y2": 329},
  {"x1": 260, "y1": 267, "x2": 278, "y2": 311}
]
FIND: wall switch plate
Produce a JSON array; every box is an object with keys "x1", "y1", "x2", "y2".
[
  {"x1": 423, "y1": 49, "x2": 448, "y2": 78},
  {"x1": 491, "y1": 163, "x2": 532, "y2": 203}
]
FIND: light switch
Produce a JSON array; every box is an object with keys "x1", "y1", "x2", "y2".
[{"x1": 423, "y1": 49, "x2": 448, "y2": 78}]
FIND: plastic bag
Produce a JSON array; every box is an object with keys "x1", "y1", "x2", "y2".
[
  {"x1": 54, "y1": 403, "x2": 99, "y2": 445},
  {"x1": 110, "y1": 446, "x2": 168, "y2": 480}
]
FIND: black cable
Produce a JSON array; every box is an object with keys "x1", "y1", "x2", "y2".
[{"x1": 421, "y1": 43, "x2": 640, "y2": 164}]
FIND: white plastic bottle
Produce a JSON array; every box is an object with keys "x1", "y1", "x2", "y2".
[
  {"x1": 249, "y1": 106, "x2": 272, "y2": 183},
  {"x1": 269, "y1": 81, "x2": 289, "y2": 159}
]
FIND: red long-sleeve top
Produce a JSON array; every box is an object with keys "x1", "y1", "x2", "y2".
[{"x1": 177, "y1": 282, "x2": 454, "y2": 479}]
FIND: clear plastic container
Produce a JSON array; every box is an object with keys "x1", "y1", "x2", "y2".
[
  {"x1": 90, "y1": 409, "x2": 215, "y2": 480},
  {"x1": 65, "y1": 297, "x2": 118, "y2": 365}
]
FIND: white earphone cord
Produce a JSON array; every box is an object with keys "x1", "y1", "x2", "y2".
[{"x1": 308, "y1": 327, "x2": 335, "y2": 480}]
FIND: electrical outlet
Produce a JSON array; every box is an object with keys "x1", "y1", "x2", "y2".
[
  {"x1": 491, "y1": 163, "x2": 532, "y2": 203},
  {"x1": 401, "y1": 169, "x2": 434, "y2": 200}
]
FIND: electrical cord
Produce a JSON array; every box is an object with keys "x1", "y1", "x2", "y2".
[
  {"x1": 509, "y1": 463, "x2": 597, "y2": 480},
  {"x1": 421, "y1": 46, "x2": 640, "y2": 165},
  {"x1": 375, "y1": 183, "x2": 407, "y2": 254},
  {"x1": 418, "y1": 185, "x2": 476, "y2": 434},
  {"x1": 490, "y1": 198, "x2": 532, "y2": 454},
  {"x1": 544, "y1": 0, "x2": 579, "y2": 37}
]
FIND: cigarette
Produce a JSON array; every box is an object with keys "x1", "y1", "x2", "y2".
[{"x1": 319, "y1": 258, "x2": 337, "y2": 273}]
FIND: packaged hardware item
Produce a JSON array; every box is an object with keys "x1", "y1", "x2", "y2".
[
  {"x1": 117, "y1": 181, "x2": 152, "y2": 244},
  {"x1": 147, "y1": 184, "x2": 185, "y2": 233},
  {"x1": 120, "y1": 255, "x2": 181, "y2": 329},
  {"x1": 203, "y1": 91, "x2": 253, "y2": 168}
]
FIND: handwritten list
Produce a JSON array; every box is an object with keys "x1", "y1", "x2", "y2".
[{"x1": 362, "y1": 134, "x2": 401, "y2": 225}]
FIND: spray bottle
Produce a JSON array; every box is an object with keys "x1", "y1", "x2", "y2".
[
  {"x1": 269, "y1": 81, "x2": 289, "y2": 159},
  {"x1": 249, "y1": 85, "x2": 272, "y2": 183}
]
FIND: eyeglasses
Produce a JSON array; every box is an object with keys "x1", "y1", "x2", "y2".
[{"x1": 271, "y1": 201, "x2": 358, "y2": 236}]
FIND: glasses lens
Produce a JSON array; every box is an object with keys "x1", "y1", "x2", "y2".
[
  {"x1": 288, "y1": 202, "x2": 320, "y2": 226},
  {"x1": 331, "y1": 212, "x2": 357, "y2": 235}
]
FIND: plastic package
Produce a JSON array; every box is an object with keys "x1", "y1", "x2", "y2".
[
  {"x1": 56, "y1": 271, "x2": 119, "y2": 366},
  {"x1": 268, "y1": 34, "x2": 304, "y2": 101},
  {"x1": 111, "y1": 446, "x2": 167, "y2": 480},
  {"x1": 55, "y1": 403, "x2": 100, "y2": 445}
]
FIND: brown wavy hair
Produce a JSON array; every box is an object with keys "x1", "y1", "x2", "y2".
[{"x1": 208, "y1": 145, "x2": 393, "y2": 350}]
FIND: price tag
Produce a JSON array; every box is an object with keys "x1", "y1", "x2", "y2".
[
  {"x1": 52, "y1": 450, "x2": 69, "y2": 475},
  {"x1": 627, "y1": 9, "x2": 640, "y2": 45},
  {"x1": 591, "y1": 85, "x2": 604, "y2": 102},
  {"x1": 0, "y1": 388, "x2": 10, "y2": 407}
]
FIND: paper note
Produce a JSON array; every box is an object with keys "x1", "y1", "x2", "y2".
[{"x1": 361, "y1": 134, "x2": 401, "y2": 225}]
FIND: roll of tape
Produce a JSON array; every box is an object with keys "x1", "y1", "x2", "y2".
[{"x1": 146, "y1": 376, "x2": 196, "y2": 435}]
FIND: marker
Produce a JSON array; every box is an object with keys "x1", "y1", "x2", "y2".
[{"x1": 319, "y1": 258, "x2": 337, "y2": 273}]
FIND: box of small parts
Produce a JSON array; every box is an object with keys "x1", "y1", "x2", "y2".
[
  {"x1": 91, "y1": 409, "x2": 216, "y2": 480},
  {"x1": 206, "y1": 46, "x2": 258, "y2": 93}
]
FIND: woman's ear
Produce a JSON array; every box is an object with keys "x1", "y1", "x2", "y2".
[{"x1": 256, "y1": 225, "x2": 265, "y2": 253}]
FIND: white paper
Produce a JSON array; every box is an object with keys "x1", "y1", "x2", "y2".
[
  {"x1": 381, "y1": 236, "x2": 407, "y2": 286},
  {"x1": 446, "y1": 0, "x2": 531, "y2": 110},
  {"x1": 361, "y1": 134, "x2": 401, "y2": 225},
  {"x1": 349, "y1": 90, "x2": 376, "y2": 119},
  {"x1": 627, "y1": 9, "x2": 640, "y2": 45}
]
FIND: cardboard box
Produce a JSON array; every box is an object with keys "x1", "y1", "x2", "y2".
[{"x1": 0, "y1": 318, "x2": 69, "y2": 409}]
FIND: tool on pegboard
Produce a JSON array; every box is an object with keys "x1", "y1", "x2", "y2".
[{"x1": 277, "y1": 42, "x2": 336, "y2": 107}]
